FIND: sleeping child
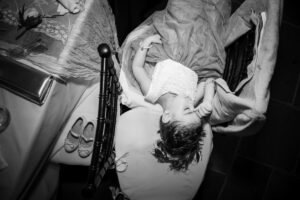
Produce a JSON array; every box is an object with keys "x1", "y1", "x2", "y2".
[
  {"x1": 132, "y1": 34, "x2": 219, "y2": 171},
  {"x1": 117, "y1": 0, "x2": 280, "y2": 199}
]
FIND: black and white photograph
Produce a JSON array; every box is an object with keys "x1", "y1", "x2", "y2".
[{"x1": 1, "y1": 0, "x2": 298, "y2": 200}]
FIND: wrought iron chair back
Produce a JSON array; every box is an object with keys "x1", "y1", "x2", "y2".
[
  {"x1": 82, "y1": 26, "x2": 255, "y2": 198},
  {"x1": 83, "y1": 43, "x2": 122, "y2": 198}
]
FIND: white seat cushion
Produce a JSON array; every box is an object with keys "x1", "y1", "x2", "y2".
[{"x1": 115, "y1": 107, "x2": 213, "y2": 200}]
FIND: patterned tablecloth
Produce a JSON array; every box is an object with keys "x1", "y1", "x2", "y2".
[
  {"x1": 0, "y1": 0, "x2": 118, "y2": 199},
  {"x1": 0, "y1": 0, "x2": 118, "y2": 79}
]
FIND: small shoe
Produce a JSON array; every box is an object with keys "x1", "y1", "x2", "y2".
[
  {"x1": 64, "y1": 117, "x2": 84, "y2": 153},
  {"x1": 78, "y1": 121, "x2": 96, "y2": 158}
]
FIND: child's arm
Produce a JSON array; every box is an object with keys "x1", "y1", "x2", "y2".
[
  {"x1": 194, "y1": 81, "x2": 205, "y2": 106},
  {"x1": 194, "y1": 78, "x2": 215, "y2": 117},
  {"x1": 132, "y1": 34, "x2": 162, "y2": 95},
  {"x1": 203, "y1": 78, "x2": 215, "y2": 105}
]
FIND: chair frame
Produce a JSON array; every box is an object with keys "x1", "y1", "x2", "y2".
[
  {"x1": 223, "y1": 26, "x2": 256, "y2": 91},
  {"x1": 82, "y1": 26, "x2": 256, "y2": 197},
  {"x1": 83, "y1": 43, "x2": 122, "y2": 198}
]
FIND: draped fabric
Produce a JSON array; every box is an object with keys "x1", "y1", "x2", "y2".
[{"x1": 144, "y1": 0, "x2": 228, "y2": 80}]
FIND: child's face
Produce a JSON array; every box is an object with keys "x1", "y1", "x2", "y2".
[{"x1": 164, "y1": 95, "x2": 201, "y2": 126}]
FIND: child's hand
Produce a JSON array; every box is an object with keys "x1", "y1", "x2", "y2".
[
  {"x1": 194, "y1": 101, "x2": 212, "y2": 118},
  {"x1": 140, "y1": 34, "x2": 162, "y2": 48}
]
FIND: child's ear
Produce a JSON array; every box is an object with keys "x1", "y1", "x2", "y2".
[{"x1": 162, "y1": 110, "x2": 172, "y2": 123}]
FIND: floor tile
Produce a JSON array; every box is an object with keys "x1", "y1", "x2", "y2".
[
  {"x1": 208, "y1": 133, "x2": 240, "y2": 174},
  {"x1": 58, "y1": 182, "x2": 87, "y2": 200},
  {"x1": 263, "y1": 170, "x2": 300, "y2": 200},
  {"x1": 293, "y1": 85, "x2": 300, "y2": 108},
  {"x1": 295, "y1": 157, "x2": 300, "y2": 177},
  {"x1": 58, "y1": 165, "x2": 118, "y2": 200},
  {"x1": 270, "y1": 22, "x2": 300, "y2": 103},
  {"x1": 193, "y1": 169, "x2": 226, "y2": 200},
  {"x1": 57, "y1": 165, "x2": 89, "y2": 200},
  {"x1": 239, "y1": 101, "x2": 300, "y2": 172},
  {"x1": 282, "y1": 0, "x2": 300, "y2": 26},
  {"x1": 219, "y1": 156, "x2": 271, "y2": 200}
]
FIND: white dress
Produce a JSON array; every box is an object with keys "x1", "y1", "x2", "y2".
[
  {"x1": 145, "y1": 59, "x2": 198, "y2": 104},
  {"x1": 115, "y1": 107, "x2": 213, "y2": 200}
]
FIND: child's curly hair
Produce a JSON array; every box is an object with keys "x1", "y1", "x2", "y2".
[{"x1": 152, "y1": 117, "x2": 205, "y2": 171}]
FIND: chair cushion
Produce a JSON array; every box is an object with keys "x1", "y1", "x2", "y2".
[{"x1": 115, "y1": 107, "x2": 213, "y2": 200}]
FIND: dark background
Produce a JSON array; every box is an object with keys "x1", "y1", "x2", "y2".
[{"x1": 58, "y1": 0, "x2": 300, "y2": 199}]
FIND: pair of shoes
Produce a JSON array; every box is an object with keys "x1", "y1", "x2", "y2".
[{"x1": 64, "y1": 116, "x2": 96, "y2": 158}]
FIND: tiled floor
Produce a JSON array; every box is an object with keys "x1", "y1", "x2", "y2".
[
  {"x1": 270, "y1": 22, "x2": 300, "y2": 103},
  {"x1": 58, "y1": 0, "x2": 300, "y2": 200},
  {"x1": 239, "y1": 100, "x2": 300, "y2": 172},
  {"x1": 263, "y1": 170, "x2": 300, "y2": 200},
  {"x1": 193, "y1": 169, "x2": 226, "y2": 200},
  {"x1": 195, "y1": 0, "x2": 300, "y2": 199},
  {"x1": 218, "y1": 156, "x2": 271, "y2": 200},
  {"x1": 57, "y1": 165, "x2": 118, "y2": 200}
]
